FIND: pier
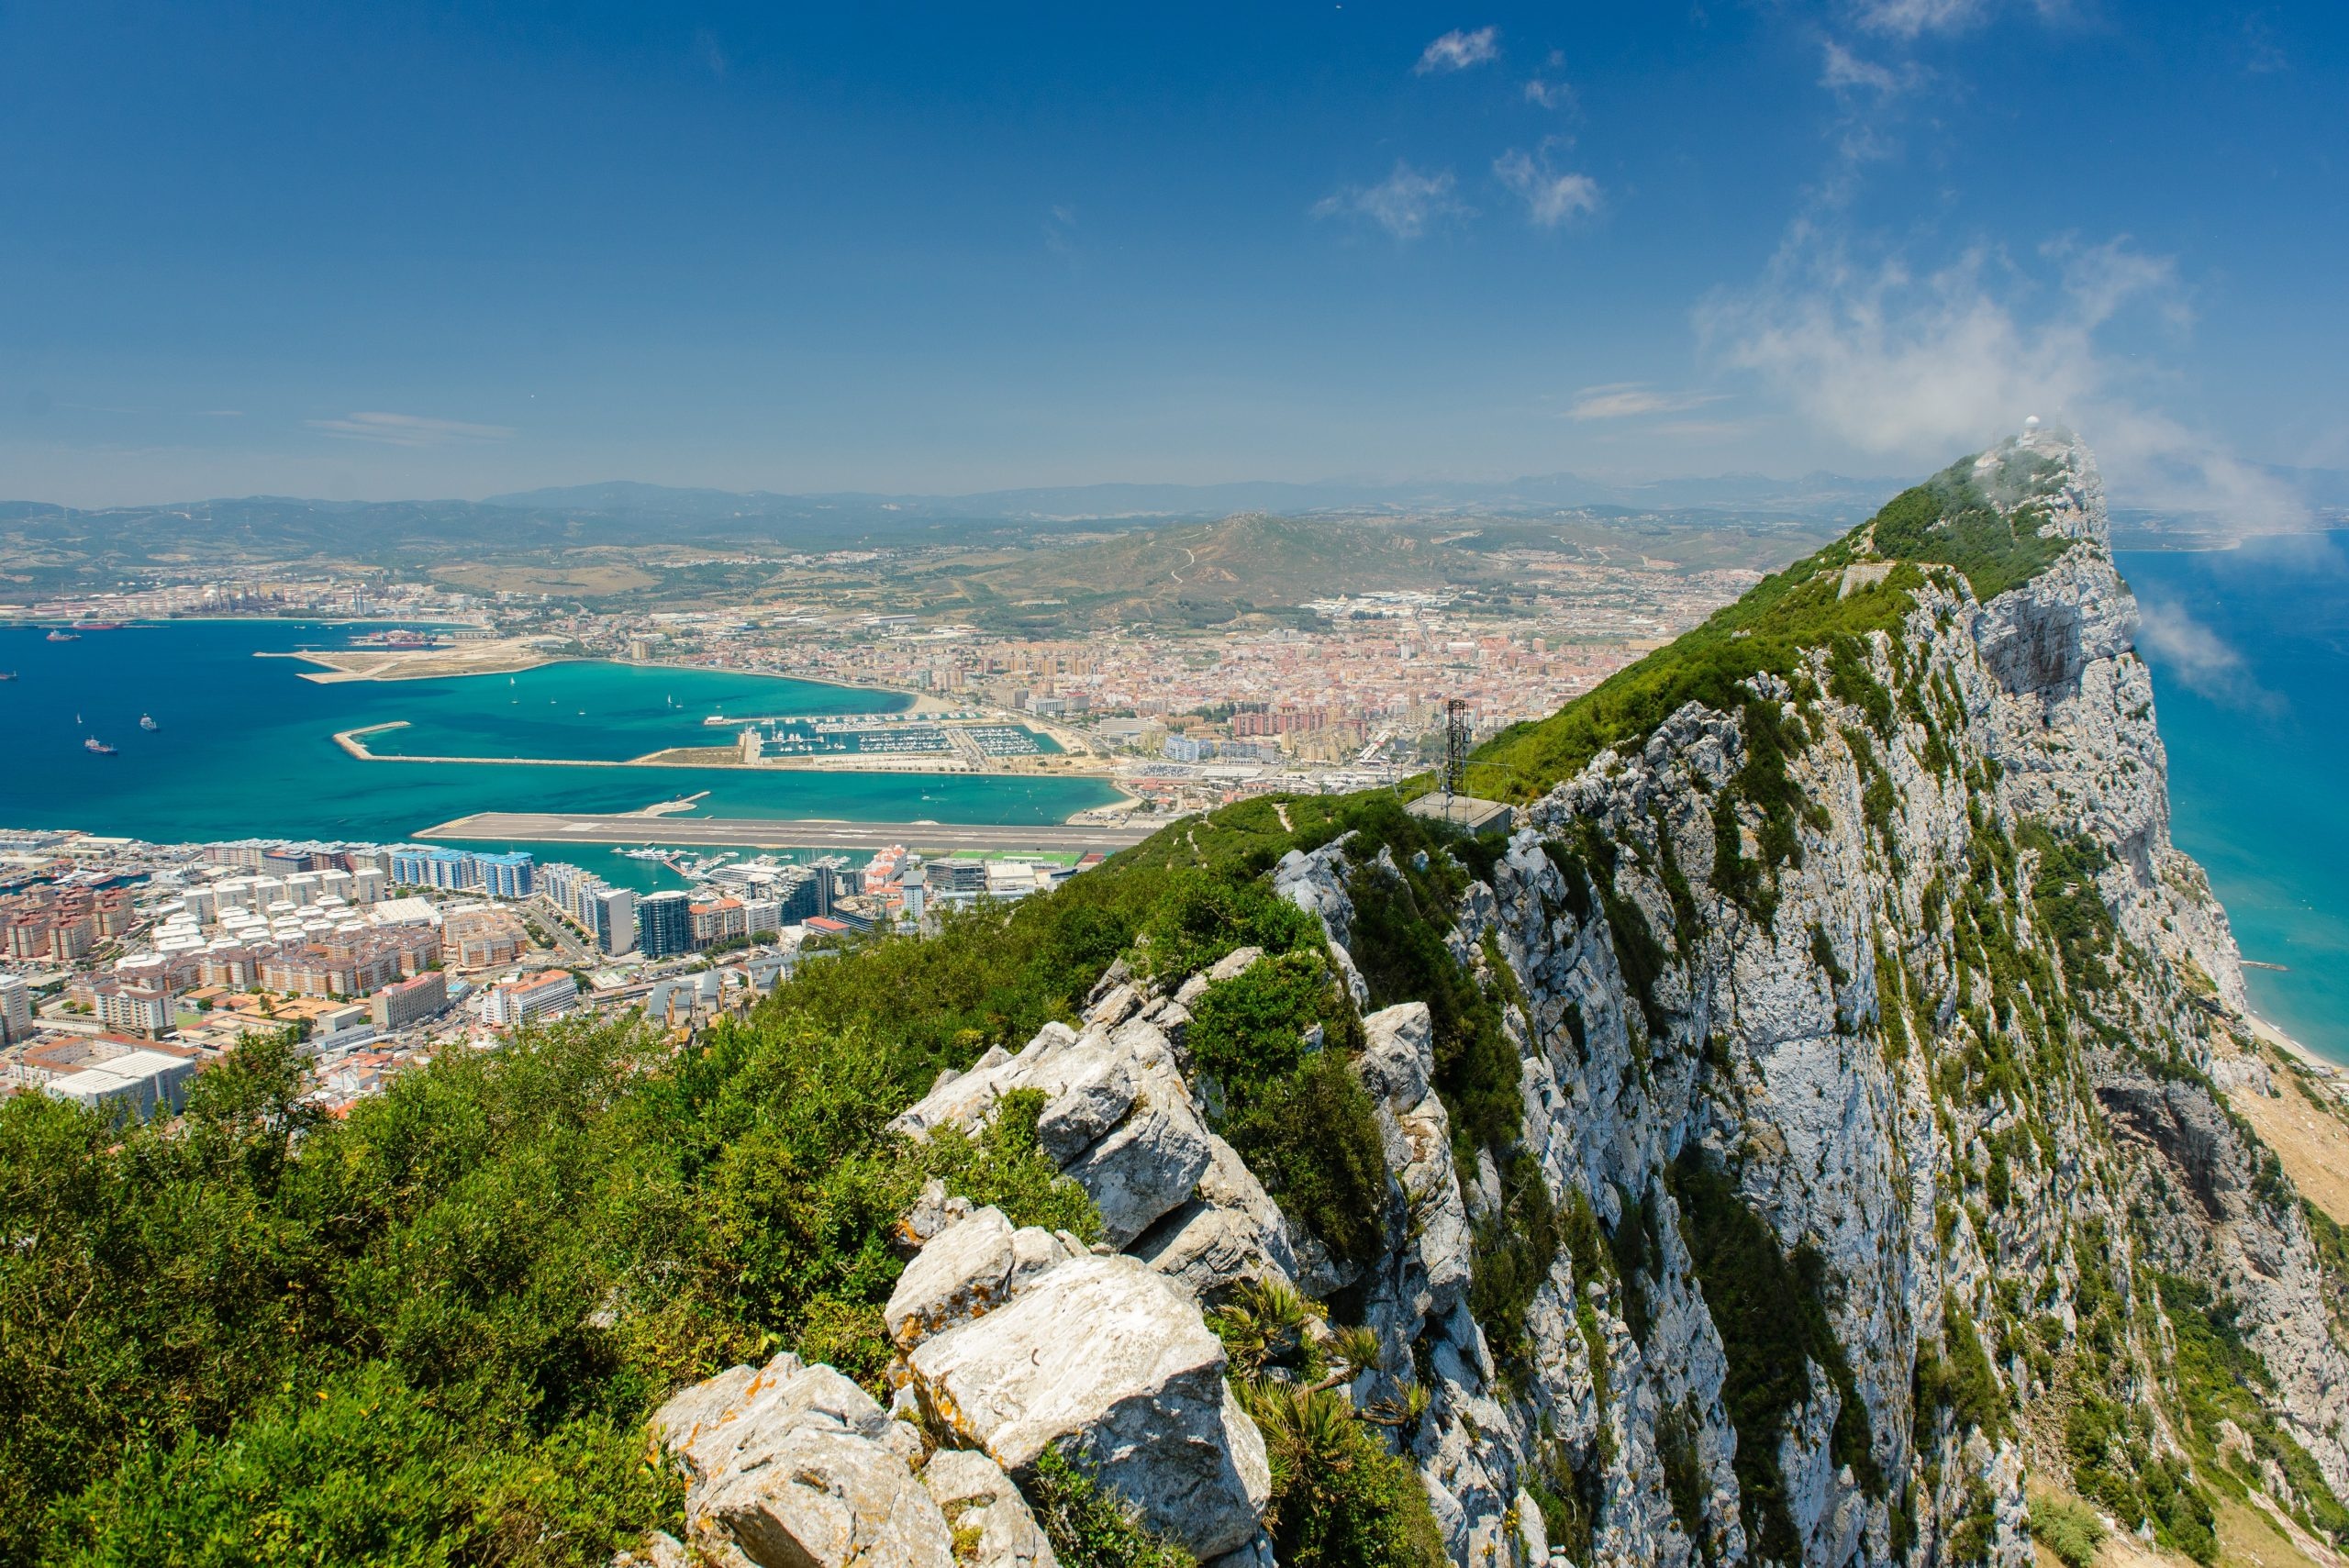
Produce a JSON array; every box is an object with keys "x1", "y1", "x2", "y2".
[{"x1": 417, "y1": 810, "x2": 1164, "y2": 856}]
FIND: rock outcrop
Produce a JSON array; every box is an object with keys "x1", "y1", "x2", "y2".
[
  {"x1": 907, "y1": 1251, "x2": 1273, "y2": 1560},
  {"x1": 653, "y1": 1352, "x2": 956, "y2": 1568}
]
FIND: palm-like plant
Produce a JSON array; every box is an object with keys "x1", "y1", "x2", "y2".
[{"x1": 1208, "y1": 1278, "x2": 1324, "y2": 1378}]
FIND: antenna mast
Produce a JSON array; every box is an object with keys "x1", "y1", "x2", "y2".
[{"x1": 1442, "y1": 698, "x2": 1470, "y2": 804}]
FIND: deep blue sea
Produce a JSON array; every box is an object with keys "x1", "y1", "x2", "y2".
[
  {"x1": 2120, "y1": 531, "x2": 2349, "y2": 1064},
  {"x1": 0, "y1": 622, "x2": 1120, "y2": 887}
]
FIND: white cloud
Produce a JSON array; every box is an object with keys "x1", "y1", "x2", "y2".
[
  {"x1": 1565, "y1": 384, "x2": 1723, "y2": 421},
  {"x1": 1312, "y1": 163, "x2": 1468, "y2": 240},
  {"x1": 1415, "y1": 26, "x2": 1500, "y2": 74},
  {"x1": 306, "y1": 411, "x2": 518, "y2": 448},
  {"x1": 1846, "y1": 0, "x2": 2073, "y2": 39},
  {"x1": 1820, "y1": 40, "x2": 1906, "y2": 95},
  {"x1": 2136, "y1": 600, "x2": 2282, "y2": 713},
  {"x1": 1849, "y1": 0, "x2": 1990, "y2": 38},
  {"x1": 1523, "y1": 77, "x2": 1574, "y2": 110},
  {"x1": 1494, "y1": 149, "x2": 1599, "y2": 228},
  {"x1": 1698, "y1": 225, "x2": 2304, "y2": 532}
]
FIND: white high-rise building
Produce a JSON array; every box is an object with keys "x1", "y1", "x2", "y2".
[{"x1": 0, "y1": 974, "x2": 31, "y2": 1043}]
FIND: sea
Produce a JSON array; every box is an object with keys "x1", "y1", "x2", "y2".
[
  {"x1": 0, "y1": 621, "x2": 1120, "y2": 892},
  {"x1": 2121, "y1": 531, "x2": 2349, "y2": 1065}
]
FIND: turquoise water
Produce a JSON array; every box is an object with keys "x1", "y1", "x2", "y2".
[
  {"x1": 360, "y1": 657, "x2": 907, "y2": 762},
  {"x1": 0, "y1": 621, "x2": 1118, "y2": 851},
  {"x1": 2121, "y1": 533, "x2": 2349, "y2": 1063}
]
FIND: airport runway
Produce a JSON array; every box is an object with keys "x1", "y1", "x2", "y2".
[{"x1": 418, "y1": 811, "x2": 1163, "y2": 856}]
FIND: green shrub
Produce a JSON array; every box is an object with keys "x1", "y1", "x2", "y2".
[
  {"x1": 1656, "y1": 1403, "x2": 1708, "y2": 1542},
  {"x1": 2030, "y1": 1494, "x2": 2107, "y2": 1568},
  {"x1": 1223, "y1": 1051, "x2": 1390, "y2": 1267},
  {"x1": 1918, "y1": 1299, "x2": 2008, "y2": 1437},
  {"x1": 1028, "y1": 1447, "x2": 1196, "y2": 1568},
  {"x1": 1186, "y1": 949, "x2": 1336, "y2": 1096},
  {"x1": 42, "y1": 1362, "x2": 678, "y2": 1568},
  {"x1": 1866, "y1": 457, "x2": 2068, "y2": 602},
  {"x1": 1236, "y1": 1382, "x2": 1447, "y2": 1568}
]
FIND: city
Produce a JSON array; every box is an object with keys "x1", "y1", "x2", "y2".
[{"x1": 0, "y1": 827, "x2": 1108, "y2": 1121}]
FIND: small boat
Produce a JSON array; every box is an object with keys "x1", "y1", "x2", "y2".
[
  {"x1": 84, "y1": 736, "x2": 116, "y2": 755},
  {"x1": 0, "y1": 671, "x2": 16, "y2": 681},
  {"x1": 139, "y1": 713, "x2": 158, "y2": 731},
  {"x1": 46, "y1": 630, "x2": 78, "y2": 642}
]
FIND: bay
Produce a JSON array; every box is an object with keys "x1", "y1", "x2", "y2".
[
  {"x1": 0, "y1": 622, "x2": 1121, "y2": 867},
  {"x1": 2120, "y1": 532, "x2": 2349, "y2": 1064}
]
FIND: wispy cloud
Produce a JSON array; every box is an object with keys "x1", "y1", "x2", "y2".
[
  {"x1": 1312, "y1": 163, "x2": 1467, "y2": 240},
  {"x1": 1820, "y1": 39, "x2": 1908, "y2": 96},
  {"x1": 1494, "y1": 147, "x2": 1599, "y2": 228},
  {"x1": 1846, "y1": 0, "x2": 2073, "y2": 40},
  {"x1": 306, "y1": 411, "x2": 517, "y2": 448},
  {"x1": 1848, "y1": 0, "x2": 1989, "y2": 39},
  {"x1": 2243, "y1": 12, "x2": 2288, "y2": 73},
  {"x1": 1415, "y1": 26, "x2": 1499, "y2": 74},
  {"x1": 1698, "y1": 224, "x2": 2303, "y2": 531},
  {"x1": 1565, "y1": 384, "x2": 1724, "y2": 421},
  {"x1": 2136, "y1": 600, "x2": 2283, "y2": 713},
  {"x1": 1523, "y1": 77, "x2": 1574, "y2": 110},
  {"x1": 1044, "y1": 204, "x2": 1079, "y2": 257}
]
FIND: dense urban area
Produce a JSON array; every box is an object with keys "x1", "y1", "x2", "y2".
[{"x1": 0, "y1": 512, "x2": 1788, "y2": 1119}]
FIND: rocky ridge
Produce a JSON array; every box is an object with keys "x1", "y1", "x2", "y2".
[{"x1": 642, "y1": 432, "x2": 2349, "y2": 1568}]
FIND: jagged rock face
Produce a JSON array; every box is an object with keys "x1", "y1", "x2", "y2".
[
  {"x1": 1283, "y1": 434, "x2": 2349, "y2": 1566},
  {"x1": 891, "y1": 1015, "x2": 1215, "y2": 1248},
  {"x1": 645, "y1": 434, "x2": 2342, "y2": 1568}
]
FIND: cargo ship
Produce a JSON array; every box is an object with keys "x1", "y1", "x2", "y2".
[
  {"x1": 139, "y1": 713, "x2": 159, "y2": 731},
  {"x1": 45, "y1": 630, "x2": 78, "y2": 642},
  {"x1": 83, "y1": 736, "x2": 117, "y2": 755}
]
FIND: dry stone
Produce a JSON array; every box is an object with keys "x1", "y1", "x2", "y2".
[
  {"x1": 905, "y1": 1253, "x2": 1272, "y2": 1560},
  {"x1": 653, "y1": 1353, "x2": 949, "y2": 1568},
  {"x1": 920, "y1": 1449, "x2": 1059, "y2": 1568}
]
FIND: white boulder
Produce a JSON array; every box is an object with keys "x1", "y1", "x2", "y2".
[{"x1": 905, "y1": 1253, "x2": 1273, "y2": 1560}]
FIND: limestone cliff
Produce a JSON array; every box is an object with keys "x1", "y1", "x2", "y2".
[
  {"x1": 1334, "y1": 430, "x2": 2349, "y2": 1567},
  {"x1": 650, "y1": 433, "x2": 2349, "y2": 1568}
]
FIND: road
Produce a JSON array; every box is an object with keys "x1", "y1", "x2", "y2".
[{"x1": 418, "y1": 811, "x2": 1165, "y2": 855}]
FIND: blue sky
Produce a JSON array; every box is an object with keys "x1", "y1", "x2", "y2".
[{"x1": 2, "y1": 1, "x2": 2342, "y2": 509}]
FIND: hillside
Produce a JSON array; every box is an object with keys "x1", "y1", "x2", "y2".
[{"x1": 4, "y1": 432, "x2": 2342, "y2": 1568}]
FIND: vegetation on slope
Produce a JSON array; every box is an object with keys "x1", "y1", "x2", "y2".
[
  {"x1": 1472, "y1": 445, "x2": 2075, "y2": 803},
  {"x1": 1668, "y1": 1151, "x2": 1881, "y2": 1561},
  {"x1": 0, "y1": 798, "x2": 1484, "y2": 1568}
]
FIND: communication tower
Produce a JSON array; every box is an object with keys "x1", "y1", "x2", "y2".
[{"x1": 1442, "y1": 698, "x2": 1471, "y2": 803}]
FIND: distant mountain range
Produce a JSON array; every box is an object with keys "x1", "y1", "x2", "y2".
[
  {"x1": 478, "y1": 470, "x2": 1909, "y2": 524},
  {"x1": 5, "y1": 462, "x2": 2340, "y2": 589}
]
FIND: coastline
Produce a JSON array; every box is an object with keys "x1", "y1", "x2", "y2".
[{"x1": 2245, "y1": 1009, "x2": 2343, "y2": 1075}]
